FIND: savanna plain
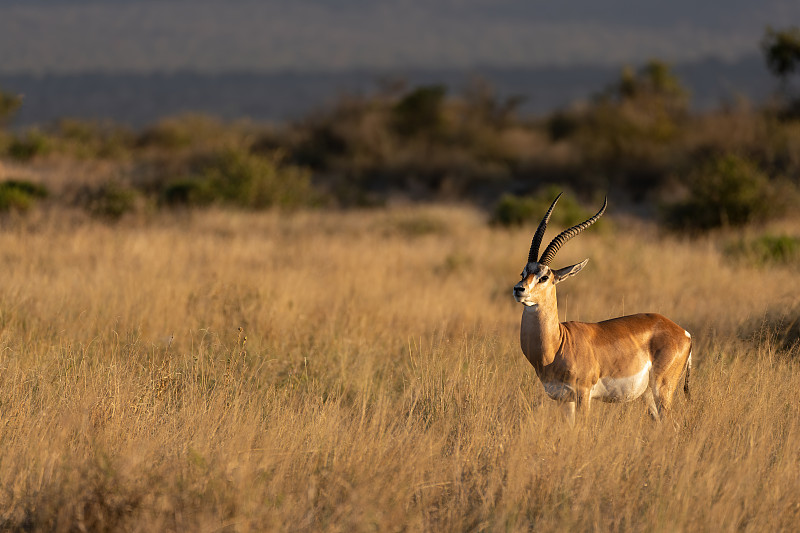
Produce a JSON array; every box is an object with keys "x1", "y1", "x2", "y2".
[{"x1": 1, "y1": 205, "x2": 799, "y2": 532}]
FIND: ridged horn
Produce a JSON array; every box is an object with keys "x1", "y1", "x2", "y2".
[
  {"x1": 538, "y1": 196, "x2": 607, "y2": 266},
  {"x1": 528, "y1": 192, "x2": 562, "y2": 263}
]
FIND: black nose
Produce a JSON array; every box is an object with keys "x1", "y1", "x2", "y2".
[{"x1": 513, "y1": 286, "x2": 523, "y2": 294}]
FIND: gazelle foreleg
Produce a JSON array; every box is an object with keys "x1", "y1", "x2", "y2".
[
  {"x1": 575, "y1": 388, "x2": 592, "y2": 416},
  {"x1": 560, "y1": 401, "x2": 576, "y2": 427},
  {"x1": 560, "y1": 388, "x2": 591, "y2": 428}
]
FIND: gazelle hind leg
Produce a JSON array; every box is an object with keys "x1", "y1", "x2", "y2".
[
  {"x1": 652, "y1": 372, "x2": 684, "y2": 422},
  {"x1": 645, "y1": 367, "x2": 661, "y2": 421},
  {"x1": 643, "y1": 387, "x2": 660, "y2": 421},
  {"x1": 683, "y1": 349, "x2": 692, "y2": 400}
]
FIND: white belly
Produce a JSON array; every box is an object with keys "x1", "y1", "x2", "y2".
[
  {"x1": 541, "y1": 361, "x2": 652, "y2": 403},
  {"x1": 590, "y1": 361, "x2": 651, "y2": 403}
]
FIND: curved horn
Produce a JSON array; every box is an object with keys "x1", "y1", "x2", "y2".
[
  {"x1": 538, "y1": 196, "x2": 607, "y2": 266},
  {"x1": 528, "y1": 192, "x2": 562, "y2": 263}
]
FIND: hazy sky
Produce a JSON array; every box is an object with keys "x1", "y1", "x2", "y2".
[{"x1": 0, "y1": 0, "x2": 797, "y2": 73}]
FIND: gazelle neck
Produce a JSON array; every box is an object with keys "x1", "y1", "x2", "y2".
[{"x1": 520, "y1": 293, "x2": 563, "y2": 372}]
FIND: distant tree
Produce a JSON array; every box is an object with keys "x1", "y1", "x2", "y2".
[
  {"x1": 664, "y1": 154, "x2": 778, "y2": 232},
  {"x1": 579, "y1": 59, "x2": 689, "y2": 148},
  {"x1": 0, "y1": 87, "x2": 22, "y2": 126},
  {"x1": 609, "y1": 60, "x2": 688, "y2": 113},
  {"x1": 762, "y1": 27, "x2": 800, "y2": 116},
  {"x1": 462, "y1": 78, "x2": 525, "y2": 129},
  {"x1": 392, "y1": 85, "x2": 447, "y2": 138},
  {"x1": 762, "y1": 26, "x2": 800, "y2": 83}
]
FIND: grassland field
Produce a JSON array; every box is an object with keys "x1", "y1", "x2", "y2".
[{"x1": 0, "y1": 204, "x2": 799, "y2": 531}]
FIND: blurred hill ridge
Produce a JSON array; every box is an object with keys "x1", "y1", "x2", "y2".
[
  {"x1": 0, "y1": 57, "x2": 774, "y2": 128},
  {"x1": 0, "y1": 0, "x2": 797, "y2": 73},
  {"x1": 1, "y1": 0, "x2": 792, "y2": 126}
]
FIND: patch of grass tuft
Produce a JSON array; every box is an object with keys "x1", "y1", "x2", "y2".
[{"x1": 388, "y1": 213, "x2": 449, "y2": 238}]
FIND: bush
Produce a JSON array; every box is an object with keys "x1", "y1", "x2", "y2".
[
  {"x1": 762, "y1": 27, "x2": 800, "y2": 82},
  {"x1": 54, "y1": 119, "x2": 134, "y2": 159},
  {"x1": 392, "y1": 85, "x2": 447, "y2": 138},
  {"x1": 491, "y1": 194, "x2": 540, "y2": 227},
  {"x1": 163, "y1": 148, "x2": 318, "y2": 209},
  {"x1": 0, "y1": 87, "x2": 22, "y2": 125},
  {"x1": 725, "y1": 234, "x2": 800, "y2": 266},
  {"x1": 82, "y1": 181, "x2": 140, "y2": 220},
  {"x1": 385, "y1": 213, "x2": 449, "y2": 238},
  {"x1": 7, "y1": 130, "x2": 51, "y2": 161},
  {"x1": 491, "y1": 188, "x2": 605, "y2": 229},
  {"x1": 137, "y1": 115, "x2": 227, "y2": 150},
  {"x1": 0, "y1": 179, "x2": 49, "y2": 212},
  {"x1": 546, "y1": 111, "x2": 580, "y2": 142},
  {"x1": 663, "y1": 154, "x2": 779, "y2": 231},
  {"x1": 161, "y1": 179, "x2": 215, "y2": 207}
]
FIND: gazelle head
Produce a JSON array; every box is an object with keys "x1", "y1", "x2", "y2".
[{"x1": 513, "y1": 193, "x2": 606, "y2": 307}]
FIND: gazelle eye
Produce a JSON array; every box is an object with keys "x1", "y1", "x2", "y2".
[{"x1": 539, "y1": 275, "x2": 549, "y2": 283}]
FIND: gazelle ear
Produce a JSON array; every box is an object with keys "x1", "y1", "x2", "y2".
[{"x1": 553, "y1": 259, "x2": 589, "y2": 284}]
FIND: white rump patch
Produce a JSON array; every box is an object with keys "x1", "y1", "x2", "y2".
[
  {"x1": 685, "y1": 330, "x2": 691, "y2": 338},
  {"x1": 590, "y1": 361, "x2": 652, "y2": 403}
]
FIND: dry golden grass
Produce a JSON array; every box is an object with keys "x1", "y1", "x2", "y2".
[{"x1": 0, "y1": 205, "x2": 798, "y2": 531}]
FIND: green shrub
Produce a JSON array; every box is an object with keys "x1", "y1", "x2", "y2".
[
  {"x1": 0, "y1": 87, "x2": 22, "y2": 125},
  {"x1": 386, "y1": 214, "x2": 449, "y2": 238},
  {"x1": 491, "y1": 188, "x2": 604, "y2": 229},
  {"x1": 204, "y1": 149, "x2": 316, "y2": 208},
  {"x1": 546, "y1": 111, "x2": 580, "y2": 142},
  {"x1": 161, "y1": 179, "x2": 215, "y2": 207},
  {"x1": 725, "y1": 234, "x2": 800, "y2": 266},
  {"x1": 54, "y1": 119, "x2": 134, "y2": 159},
  {"x1": 0, "y1": 179, "x2": 49, "y2": 212},
  {"x1": 8, "y1": 130, "x2": 51, "y2": 161},
  {"x1": 663, "y1": 154, "x2": 779, "y2": 232},
  {"x1": 162, "y1": 148, "x2": 318, "y2": 209},
  {"x1": 0, "y1": 179, "x2": 48, "y2": 198},
  {"x1": 137, "y1": 115, "x2": 232, "y2": 151},
  {"x1": 762, "y1": 27, "x2": 800, "y2": 83},
  {"x1": 392, "y1": 85, "x2": 447, "y2": 138},
  {"x1": 83, "y1": 181, "x2": 140, "y2": 220},
  {"x1": 491, "y1": 194, "x2": 539, "y2": 227}
]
